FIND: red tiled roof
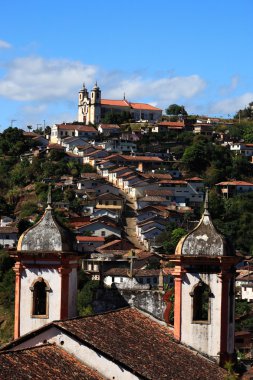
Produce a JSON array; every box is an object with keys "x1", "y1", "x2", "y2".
[
  {"x1": 101, "y1": 99, "x2": 162, "y2": 111},
  {"x1": 0, "y1": 227, "x2": 18, "y2": 233},
  {"x1": 53, "y1": 308, "x2": 226, "y2": 380},
  {"x1": 68, "y1": 221, "x2": 91, "y2": 229},
  {"x1": 77, "y1": 125, "x2": 97, "y2": 132},
  {"x1": 158, "y1": 121, "x2": 185, "y2": 127},
  {"x1": 185, "y1": 177, "x2": 204, "y2": 181},
  {"x1": 145, "y1": 189, "x2": 173, "y2": 196},
  {"x1": 158, "y1": 180, "x2": 187, "y2": 185},
  {"x1": 121, "y1": 155, "x2": 163, "y2": 162},
  {"x1": 97, "y1": 239, "x2": 122, "y2": 249},
  {"x1": 130, "y1": 102, "x2": 162, "y2": 111},
  {"x1": 23, "y1": 131, "x2": 40, "y2": 137},
  {"x1": 57, "y1": 124, "x2": 97, "y2": 132},
  {"x1": 216, "y1": 181, "x2": 253, "y2": 186},
  {"x1": 144, "y1": 173, "x2": 173, "y2": 180},
  {"x1": 76, "y1": 236, "x2": 105, "y2": 242},
  {"x1": 101, "y1": 99, "x2": 130, "y2": 107},
  {"x1": 47, "y1": 143, "x2": 65, "y2": 150},
  {"x1": 0, "y1": 344, "x2": 104, "y2": 380}
]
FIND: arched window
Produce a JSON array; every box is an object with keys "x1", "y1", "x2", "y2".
[
  {"x1": 30, "y1": 278, "x2": 50, "y2": 318},
  {"x1": 192, "y1": 281, "x2": 211, "y2": 323}
]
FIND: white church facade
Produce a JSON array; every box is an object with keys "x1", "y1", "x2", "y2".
[{"x1": 78, "y1": 82, "x2": 162, "y2": 124}]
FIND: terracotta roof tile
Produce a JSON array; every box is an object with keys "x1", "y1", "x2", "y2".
[
  {"x1": 216, "y1": 181, "x2": 253, "y2": 186},
  {"x1": 0, "y1": 344, "x2": 104, "y2": 380},
  {"x1": 101, "y1": 99, "x2": 130, "y2": 107},
  {"x1": 0, "y1": 226, "x2": 18, "y2": 233},
  {"x1": 76, "y1": 236, "x2": 105, "y2": 242},
  {"x1": 121, "y1": 155, "x2": 163, "y2": 162},
  {"x1": 158, "y1": 121, "x2": 185, "y2": 127},
  {"x1": 54, "y1": 308, "x2": 226, "y2": 380},
  {"x1": 130, "y1": 102, "x2": 162, "y2": 111}
]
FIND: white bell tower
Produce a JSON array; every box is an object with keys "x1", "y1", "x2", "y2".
[
  {"x1": 171, "y1": 192, "x2": 239, "y2": 366},
  {"x1": 78, "y1": 83, "x2": 89, "y2": 123},
  {"x1": 12, "y1": 189, "x2": 78, "y2": 339},
  {"x1": 89, "y1": 82, "x2": 101, "y2": 125}
]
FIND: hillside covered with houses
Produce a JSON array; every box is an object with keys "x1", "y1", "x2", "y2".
[{"x1": 1, "y1": 100, "x2": 253, "y2": 375}]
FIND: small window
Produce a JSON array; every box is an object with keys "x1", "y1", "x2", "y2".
[
  {"x1": 101, "y1": 231, "x2": 105, "y2": 236},
  {"x1": 192, "y1": 281, "x2": 210, "y2": 323}
]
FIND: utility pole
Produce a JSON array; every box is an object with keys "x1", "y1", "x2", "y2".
[{"x1": 11, "y1": 119, "x2": 16, "y2": 127}]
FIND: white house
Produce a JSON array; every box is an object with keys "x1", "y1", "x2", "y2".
[
  {"x1": 0, "y1": 227, "x2": 18, "y2": 248},
  {"x1": 76, "y1": 220, "x2": 121, "y2": 238},
  {"x1": 230, "y1": 143, "x2": 253, "y2": 158},
  {"x1": 216, "y1": 180, "x2": 253, "y2": 198},
  {"x1": 97, "y1": 124, "x2": 121, "y2": 135},
  {"x1": 76, "y1": 236, "x2": 105, "y2": 253},
  {"x1": 50, "y1": 123, "x2": 98, "y2": 144}
]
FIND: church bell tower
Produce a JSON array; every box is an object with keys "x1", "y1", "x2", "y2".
[
  {"x1": 171, "y1": 193, "x2": 239, "y2": 365},
  {"x1": 78, "y1": 83, "x2": 89, "y2": 123},
  {"x1": 89, "y1": 82, "x2": 101, "y2": 125},
  {"x1": 12, "y1": 189, "x2": 78, "y2": 339}
]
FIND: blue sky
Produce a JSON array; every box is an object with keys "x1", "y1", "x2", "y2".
[{"x1": 0, "y1": 0, "x2": 253, "y2": 130}]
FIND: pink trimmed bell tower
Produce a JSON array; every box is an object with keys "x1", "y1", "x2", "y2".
[
  {"x1": 12, "y1": 189, "x2": 79, "y2": 339},
  {"x1": 171, "y1": 192, "x2": 240, "y2": 365}
]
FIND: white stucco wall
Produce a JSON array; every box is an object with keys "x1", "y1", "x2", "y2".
[
  {"x1": 10, "y1": 327, "x2": 140, "y2": 380},
  {"x1": 20, "y1": 266, "x2": 61, "y2": 336},
  {"x1": 181, "y1": 272, "x2": 222, "y2": 360},
  {"x1": 241, "y1": 285, "x2": 253, "y2": 302}
]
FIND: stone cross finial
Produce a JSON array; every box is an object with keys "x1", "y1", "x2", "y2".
[
  {"x1": 204, "y1": 187, "x2": 210, "y2": 215},
  {"x1": 47, "y1": 185, "x2": 52, "y2": 209}
]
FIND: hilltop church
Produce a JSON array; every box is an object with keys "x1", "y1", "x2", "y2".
[
  {"x1": 78, "y1": 82, "x2": 162, "y2": 124},
  {"x1": 0, "y1": 191, "x2": 239, "y2": 379}
]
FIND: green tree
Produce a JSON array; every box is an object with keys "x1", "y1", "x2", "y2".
[
  {"x1": 181, "y1": 141, "x2": 210, "y2": 173},
  {"x1": 77, "y1": 278, "x2": 99, "y2": 316},
  {"x1": 234, "y1": 101, "x2": 253, "y2": 120},
  {"x1": 166, "y1": 104, "x2": 188, "y2": 116}
]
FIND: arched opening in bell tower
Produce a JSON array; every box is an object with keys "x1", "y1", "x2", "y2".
[
  {"x1": 30, "y1": 278, "x2": 50, "y2": 317},
  {"x1": 192, "y1": 281, "x2": 211, "y2": 322}
]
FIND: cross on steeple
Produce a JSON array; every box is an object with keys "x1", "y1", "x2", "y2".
[
  {"x1": 127, "y1": 250, "x2": 137, "y2": 278},
  {"x1": 47, "y1": 185, "x2": 52, "y2": 209},
  {"x1": 204, "y1": 187, "x2": 210, "y2": 215}
]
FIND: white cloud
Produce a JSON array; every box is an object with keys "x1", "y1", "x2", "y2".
[
  {"x1": 210, "y1": 92, "x2": 253, "y2": 115},
  {"x1": 0, "y1": 39, "x2": 11, "y2": 49},
  {"x1": 219, "y1": 75, "x2": 240, "y2": 96},
  {"x1": 0, "y1": 54, "x2": 207, "y2": 124},
  {"x1": 0, "y1": 56, "x2": 98, "y2": 101},
  {"x1": 105, "y1": 75, "x2": 206, "y2": 108}
]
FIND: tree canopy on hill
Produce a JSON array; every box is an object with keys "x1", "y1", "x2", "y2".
[
  {"x1": 234, "y1": 101, "x2": 253, "y2": 120},
  {"x1": 165, "y1": 104, "x2": 188, "y2": 116}
]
